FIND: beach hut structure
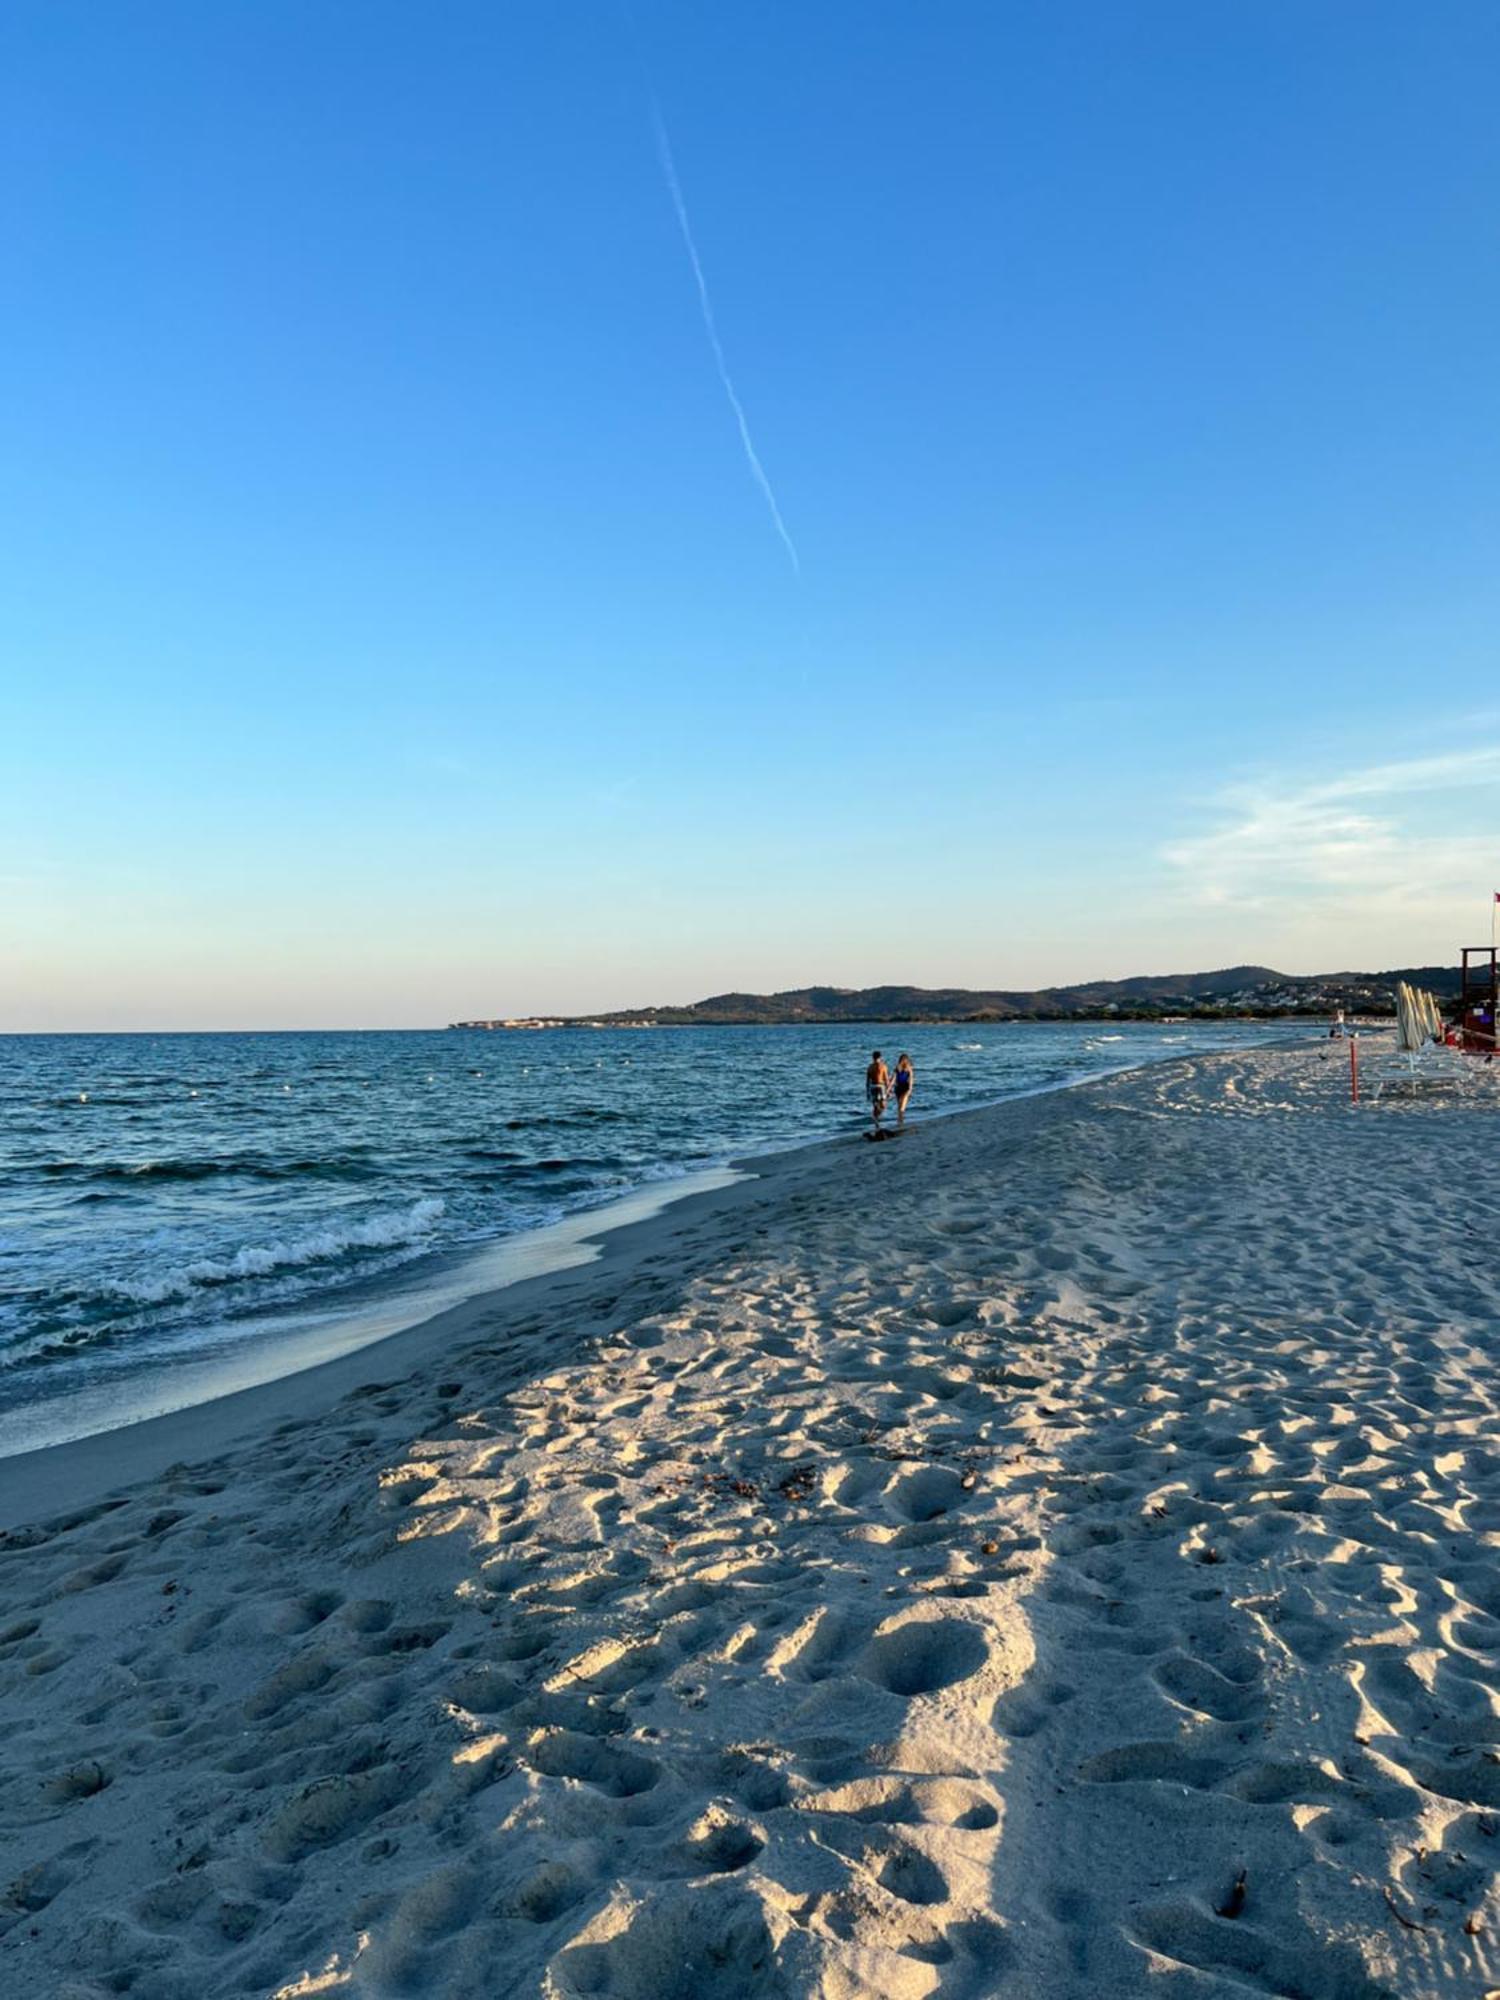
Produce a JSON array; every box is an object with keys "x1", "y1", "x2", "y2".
[{"x1": 1460, "y1": 947, "x2": 1498, "y2": 1052}]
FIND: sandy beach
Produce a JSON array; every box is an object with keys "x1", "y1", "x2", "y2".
[{"x1": 2, "y1": 1041, "x2": 1498, "y2": 1998}]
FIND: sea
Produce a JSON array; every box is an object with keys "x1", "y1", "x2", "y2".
[{"x1": 0, "y1": 1020, "x2": 1287, "y2": 1453}]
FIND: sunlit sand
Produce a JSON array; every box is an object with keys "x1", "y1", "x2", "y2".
[{"x1": 1, "y1": 1043, "x2": 1496, "y2": 1996}]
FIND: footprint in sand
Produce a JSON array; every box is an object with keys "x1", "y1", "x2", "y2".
[
  {"x1": 261, "y1": 1761, "x2": 413, "y2": 1864},
  {"x1": 270, "y1": 1588, "x2": 343, "y2": 1634},
  {"x1": 887, "y1": 1464, "x2": 969, "y2": 1523},
  {"x1": 1131, "y1": 1898, "x2": 1396, "y2": 1999},
  {"x1": 1152, "y1": 1649, "x2": 1262, "y2": 1723},
  {"x1": 0, "y1": 1838, "x2": 99, "y2": 1938},
  {"x1": 525, "y1": 1728, "x2": 659, "y2": 1797},
  {"x1": 857, "y1": 1617, "x2": 992, "y2": 1699},
  {"x1": 682, "y1": 1809, "x2": 765, "y2": 1873},
  {"x1": 547, "y1": 1885, "x2": 782, "y2": 2000}
]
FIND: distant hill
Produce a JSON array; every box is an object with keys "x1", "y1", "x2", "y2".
[{"x1": 452, "y1": 965, "x2": 1462, "y2": 1030}]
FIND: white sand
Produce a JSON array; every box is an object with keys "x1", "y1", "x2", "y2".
[{"x1": 2, "y1": 1043, "x2": 1499, "y2": 1998}]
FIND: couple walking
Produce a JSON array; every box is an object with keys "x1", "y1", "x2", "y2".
[{"x1": 866, "y1": 1050, "x2": 914, "y2": 1128}]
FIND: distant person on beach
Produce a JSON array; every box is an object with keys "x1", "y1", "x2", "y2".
[
  {"x1": 866, "y1": 1051, "x2": 891, "y2": 1125},
  {"x1": 893, "y1": 1053, "x2": 914, "y2": 1125}
]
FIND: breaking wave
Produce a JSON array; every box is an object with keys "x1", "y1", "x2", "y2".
[{"x1": 96, "y1": 1198, "x2": 446, "y2": 1306}]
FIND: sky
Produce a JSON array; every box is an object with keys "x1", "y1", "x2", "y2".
[{"x1": 4, "y1": 1, "x2": 1499, "y2": 1030}]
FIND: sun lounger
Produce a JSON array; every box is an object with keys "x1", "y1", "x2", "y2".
[{"x1": 1368, "y1": 983, "x2": 1497, "y2": 1102}]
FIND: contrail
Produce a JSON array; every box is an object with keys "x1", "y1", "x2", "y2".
[{"x1": 650, "y1": 99, "x2": 800, "y2": 574}]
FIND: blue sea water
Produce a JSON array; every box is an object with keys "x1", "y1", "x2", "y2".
[{"x1": 0, "y1": 1020, "x2": 1285, "y2": 1443}]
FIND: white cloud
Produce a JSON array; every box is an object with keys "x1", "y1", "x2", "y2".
[
  {"x1": 1164, "y1": 744, "x2": 1500, "y2": 922},
  {"x1": 1318, "y1": 745, "x2": 1500, "y2": 802}
]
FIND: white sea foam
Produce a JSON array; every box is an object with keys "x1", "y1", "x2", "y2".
[
  {"x1": 101, "y1": 1198, "x2": 446, "y2": 1306},
  {"x1": 12, "y1": 1022, "x2": 1292, "y2": 1394}
]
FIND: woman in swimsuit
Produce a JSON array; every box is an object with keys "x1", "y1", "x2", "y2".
[{"x1": 893, "y1": 1053, "x2": 914, "y2": 1125}]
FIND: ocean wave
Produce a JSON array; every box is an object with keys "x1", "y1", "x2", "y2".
[
  {"x1": 40, "y1": 1156, "x2": 375, "y2": 1184},
  {"x1": 95, "y1": 1197, "x2": 446, "y2": 1306},
  {"x1": 47, "y1": 1093, "x2": 155, "y2": 1109},
  {"x1": 500, "y1": 1108, "x2": 628, "y2": 1130},
  {"x1": 463, "y1": 1146, "x2": 624, "y2": 1175},
  {"x1": 6, "y1": 1022, "x2": 1287, "y2": 1409}
]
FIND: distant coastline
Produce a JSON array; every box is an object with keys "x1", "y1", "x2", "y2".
[{"x1": 451, "y1": 963, "x2": 1454, "y2": 1031}]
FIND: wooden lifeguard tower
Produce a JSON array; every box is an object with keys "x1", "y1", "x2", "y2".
[{"x1": 1459, "y1": 946, "x2": 1498, "y2": 1051}]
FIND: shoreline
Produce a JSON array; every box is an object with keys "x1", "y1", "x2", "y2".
[
  {"x1": 0, "y1": 1151, "x2": 764, "y2": 1526},
  {"x1": 0, "y1": 1165, "x2": 747, "y2": 1469},
  {"x1": 0, "y1": 1032, "x2": 1308, "y2": 1492},
  {"x1": 0, "y1": 1067, "x2": 1133, "y2": 1527}
]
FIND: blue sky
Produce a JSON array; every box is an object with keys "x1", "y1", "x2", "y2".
[{"x1": 5, "y1": 2, "x2": 1498, "y2": 1028}]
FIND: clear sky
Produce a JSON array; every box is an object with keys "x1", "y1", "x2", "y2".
[{"x1": 5, "y1": 2, "x2": 1498, "y2": 1029}]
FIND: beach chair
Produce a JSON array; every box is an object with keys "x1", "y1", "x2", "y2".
[{"x1": 1368, "y1": 983, "x2": 1496, "y2": 1102}]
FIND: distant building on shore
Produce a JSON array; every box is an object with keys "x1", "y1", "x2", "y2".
[{"x1": 447, "y1": 963, "x2": 1460, "y2": 1032}]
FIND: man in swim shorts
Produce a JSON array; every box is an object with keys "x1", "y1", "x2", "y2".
[{"x1": 866, "y1": 1051, "x2": 891, "y2": 1126}]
